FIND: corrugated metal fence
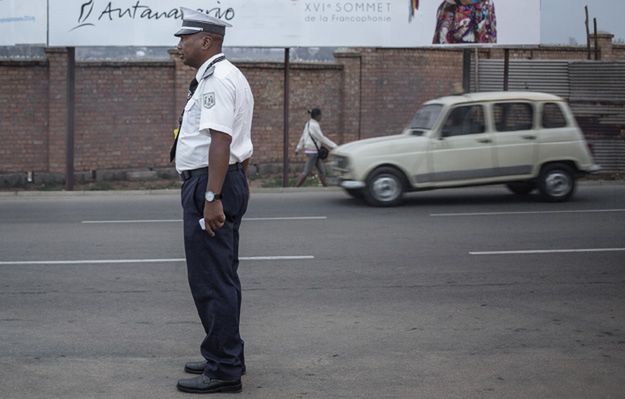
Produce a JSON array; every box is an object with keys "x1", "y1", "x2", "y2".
[
  {"x1": 473, "y1": 60, "x2": 571, "y2": 97},
  {"x1": 472, "y1": 60, "x2": 625, "y2": 173}
]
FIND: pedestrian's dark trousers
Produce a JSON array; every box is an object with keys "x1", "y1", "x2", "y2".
[{"x1": 181, "y1": 165, "x2": 249, "y2": 380}]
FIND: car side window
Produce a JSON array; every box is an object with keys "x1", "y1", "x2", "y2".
[
  {"x1": 493, "y1": 102, "x2": 533, "y2": 132},
  {"x1": 441, "y1": 105, "x2": 485, "y2": 137},
  {"x1": 542, "y1": 102, "x2": 567, "y2": 128}
]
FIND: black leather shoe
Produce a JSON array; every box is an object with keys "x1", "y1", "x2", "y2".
[
  {"x1": 184, "y1": 361, "x2": 246, "y2": 376},
  {"x1": 177, "y1": 375, "x2": 242, "y2": 394}
]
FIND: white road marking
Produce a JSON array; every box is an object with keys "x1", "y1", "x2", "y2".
[
  {"x1": 431, "y1": 209, "x2": 625, "y2": 217},
  {"x1": 470, "y1": 248, "x2": 625, "y2": 256},
  {"x1": 244, "y1": 216, "x2": 327, "y2": 221},
  {"x1": 82, "y1": 216, "x2": 327, "y2": 224},
  {"x1": 82, "y1": 219, "x2": 180, "y2": 224},
  {"x1": 0, "y1": 256, "x2": 315, "y2": 266}
]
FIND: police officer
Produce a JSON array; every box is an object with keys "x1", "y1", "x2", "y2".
[{"x1": 172, "y1": 7, "x2": 253, "y2": 394}]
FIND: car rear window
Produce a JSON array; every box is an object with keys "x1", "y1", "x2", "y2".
[
  {"x1": 542, "y1": 102, "x2": 567, "y2": 128},
  {"x1": 494, "y1": 102, "x2": 533, "y2": 132}
]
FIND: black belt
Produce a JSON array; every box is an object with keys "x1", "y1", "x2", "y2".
[{"x1": 180, "y1": 164, "x2": 241, "y2": 181}]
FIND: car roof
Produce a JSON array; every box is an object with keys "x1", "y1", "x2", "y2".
[{"x1": 425, "y1": 91, "x2": 564, "y2": 106}]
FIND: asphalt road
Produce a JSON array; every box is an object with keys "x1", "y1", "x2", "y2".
[{"x1": 1, "y1": 182, "x2": 624, "y2": 398}]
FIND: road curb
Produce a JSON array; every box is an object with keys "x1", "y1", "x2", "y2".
[
  {"x1": 0, "y1": 180, "x2": 621, "y2": 198},
  {"x1": 0, "y1": 186, "x2": 342, "y2": 198}
]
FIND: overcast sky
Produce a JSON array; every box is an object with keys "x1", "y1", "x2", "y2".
[{"x1": 542, "y1": 0, "x2": 625, "y2": 44}]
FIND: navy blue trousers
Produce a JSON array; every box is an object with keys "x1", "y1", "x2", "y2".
[{"x1": 181, "y1": 166, "x2": 248, "y2": 380}]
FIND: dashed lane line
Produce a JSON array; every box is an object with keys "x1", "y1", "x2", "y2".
[
  {"x1": 81, "y1": 216, "x2": 327, "y2": 224},
  {"x1": 431, "y1": 209, "x2": 625, "y2": 217},
  {"x1": 470, "y1": 248, "x2": 625, "y2": 255},
  {"x1": 0, "y1": 256, "x2": 315, "y2": 266}
]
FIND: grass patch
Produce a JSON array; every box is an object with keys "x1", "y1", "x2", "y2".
[{"x1": 258, "y1": 175, "x2": 324, "y2": 188}]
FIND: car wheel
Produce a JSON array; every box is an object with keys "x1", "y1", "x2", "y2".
[
  {"x1": 344, "y1": 188, "x2": 364, "y2": 199},
  {"x1": 364, "y1": 167, "x2": 405, "y2": 207},
  {"x1": 506, "y1": 181, "x2": 535, "y2": 195},
  {"x1": 537, "y1": 163, "x2": 576, "y2": 202}
]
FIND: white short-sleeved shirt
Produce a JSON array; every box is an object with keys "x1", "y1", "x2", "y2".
[{"x1": 175, "y1": 53, "x2": 254, "y2": 173}]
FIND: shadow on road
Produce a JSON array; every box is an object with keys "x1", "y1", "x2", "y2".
[{"x1": 329, "y1": 187, "x2": 597, "y2": 209}]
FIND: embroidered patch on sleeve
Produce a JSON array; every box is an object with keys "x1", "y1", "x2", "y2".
[{"x1": 203, "y1": 92, "x2": 216, "y2": 109}]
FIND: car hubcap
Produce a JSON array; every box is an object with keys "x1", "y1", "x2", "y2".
[
  {"x1": 372, "y1": 175, "x2": 400, "y2": 202},
  {"x1": 545, "y1": 171, "x2": 571, "y2": 197}
]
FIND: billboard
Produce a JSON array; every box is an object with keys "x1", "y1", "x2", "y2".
[
  {"x1": 44, "y1": 0, "x2": 540, "y2": 47},
  {"x1": 0, "y1": 0, "x2": 48, "y2": 46}
]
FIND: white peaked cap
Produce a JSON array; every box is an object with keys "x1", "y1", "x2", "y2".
[{"x1": 174, "y1": 7, "x2": 232, "y2": 37}]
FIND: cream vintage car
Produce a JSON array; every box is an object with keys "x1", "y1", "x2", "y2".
[{"x1": 331, "y1": 91, "x2": 600, "y2": 206}]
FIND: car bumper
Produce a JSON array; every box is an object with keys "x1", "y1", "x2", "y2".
[
  {"x1": 339, "y1": 180, "x2": 366, "y2": 190},
  {"x1": 589, "y1": 164, "x2": 602, "y2": 173}
]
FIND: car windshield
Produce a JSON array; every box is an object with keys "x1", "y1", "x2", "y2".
[{"x1": 408, "y1": 104, "x2": 443, "y2": 130}]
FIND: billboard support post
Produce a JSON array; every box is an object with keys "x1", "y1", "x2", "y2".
[
  {"x1": 282, "y1": 48, "x2": 290, "y2": 188},
  {"x1": 462, "y1": 49, "x2": 471, "y2": 93},
  {"x1": 593, "y1": 18, "x2": 600, "y2": 60},
  {"x1": 503, "y1": 49, "x2": 510, "y2": 91},
  {"x1": 65, "y1": 47, "x2": 76, "y2": 191},
  {"x1": 474, "y1": 48, "x2": 480, "y2": 92},
  {"x1": 585, "y1": 6, "x2": 591, "y2": 60}
]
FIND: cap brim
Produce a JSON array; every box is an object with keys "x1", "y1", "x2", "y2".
[{"x1": 174, "y1": 28, "x2": 202, "y2": 37}]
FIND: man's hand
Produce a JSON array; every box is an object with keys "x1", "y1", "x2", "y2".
[{"x1": 203, "y1": 200, "x2": 225, "y2": 237}]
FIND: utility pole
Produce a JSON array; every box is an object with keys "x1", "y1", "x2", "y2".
[
  {"x1": 65, "y1": 47, "x2": 76, "y2": 191},
  {"x1": 282, "y1": 48, "x2": 290, "y2": 187},
  {"x1": 585, "y1": 6, "x2": 591, "y2": 60}
]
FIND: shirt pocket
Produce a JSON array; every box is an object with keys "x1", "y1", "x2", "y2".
[{"x1": 182, "y1": 98, "x2": 200, "y2": 132}]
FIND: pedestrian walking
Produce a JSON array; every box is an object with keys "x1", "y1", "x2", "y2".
[{"x1": 295, "y1": 108, "x2": 337, "y2": 187}]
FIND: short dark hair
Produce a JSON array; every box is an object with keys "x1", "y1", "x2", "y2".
[{"x1": 309, "y1": 108, "x2": 322, "y2": 119}]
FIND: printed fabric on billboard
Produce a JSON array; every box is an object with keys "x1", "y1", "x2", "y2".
[{"x1": 47, "y1": 0, "x2": 541, "y2": 47}]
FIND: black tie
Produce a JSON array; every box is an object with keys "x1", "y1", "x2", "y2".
[{"x1": 170, "y1": 78, "x2": 199, "y2": 162}]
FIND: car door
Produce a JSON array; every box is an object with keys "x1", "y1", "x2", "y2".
[
  {"x1": 427, "y1": 104, "x2": 496, "y2": 185},
  {"x1": 491, "y1": 101, "x2": 537, "y2": 178}
]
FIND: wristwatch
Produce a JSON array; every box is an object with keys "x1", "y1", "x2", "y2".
[{"x1": 204, "y1": 191, "x2": 222, "y2": 202}]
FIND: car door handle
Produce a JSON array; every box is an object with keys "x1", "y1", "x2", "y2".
[
  {"x1": 476, "y1": 138, "x2": 492, "y2": 143},
  {"x1": 522, "y1": 135, "x2": 537, "y2": 140}
]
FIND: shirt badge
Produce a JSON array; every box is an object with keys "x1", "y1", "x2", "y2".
[{"x1": 203, "y1": 92, "x2": 216, "y2": 109}]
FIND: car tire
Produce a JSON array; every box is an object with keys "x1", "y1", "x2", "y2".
[
  {"x1": 344, "y1": 188, "x2": 364, "y2": 199},
  {"x1": 537, "y1": 163, "x2": 576, "y2": 202},
  {"x1": 506, "y1": 181, "x2": 536, "y2": 195},
  {"x1": 364, "y1": 167, "x2": 405, "y2": 207}
]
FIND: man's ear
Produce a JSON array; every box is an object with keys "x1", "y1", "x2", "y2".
[{"x1": 202, "y1": 35, "x2": 213, "y2": 50}]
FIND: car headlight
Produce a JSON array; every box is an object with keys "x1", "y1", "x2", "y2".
[{"x1": 331, "y1": 155, "x2": 349, "y2": 171}]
